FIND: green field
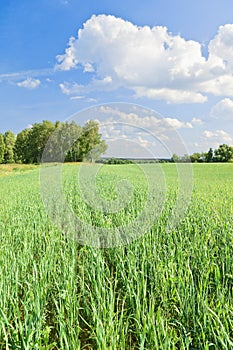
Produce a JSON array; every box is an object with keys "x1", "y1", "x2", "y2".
[{"x1": 0, "y1": 163, "x2": 233, "y2": 349}]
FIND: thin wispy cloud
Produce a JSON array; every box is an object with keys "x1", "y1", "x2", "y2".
[
  {"x1": 0, "y1": 68, "x2": 54, "y2": 84},
  {"x1": 17, "y1": 78, "x2": 41, "y2": 89}
]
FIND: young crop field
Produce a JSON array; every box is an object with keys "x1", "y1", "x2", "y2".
[{"x1": 0, "y1": 163, "x2": 233, "y2": 349}]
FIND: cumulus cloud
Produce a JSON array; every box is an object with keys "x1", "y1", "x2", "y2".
[
  {"x1": 203, "y1": 129, "x2": 233, "y2": 144},
  {"x1": 191, "y1": 117, "x2": 204, "y2": 125},
  {"x1": 17, "y1": 77, "x2": 41, "y2": 89},
  {"x1": 210, "y1": 98, "x2": 233, "y2": 120},
  {"x1": 59, "y1": 76, "x2": 113, "y2": 95},
  {"x1": 208, "y1": 24, "x2": 233, "y2": 71},
  {"x1": 93, "y1": 105, "x2": 192, "y2": 157},
  {"x1": 134, "y1": 87, "x2": 207, "y2": 104},
  {"x1": 97, "y1": 106, "x2": 193, "y2": 135},
  {"x1": 56, "y1": 15, "x2": 233, "y2": 103}
]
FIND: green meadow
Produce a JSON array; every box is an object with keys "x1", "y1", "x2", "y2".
[{"x1": 0, "y1": 163, "x2": 233, "y2": 349}]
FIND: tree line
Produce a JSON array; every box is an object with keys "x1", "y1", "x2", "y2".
[
  {"x1": 0, "y1": 120, "x2": 107, "y2": 164},
  {"x1": 1, "y1": 121, "x2": 233, "y2": 165},
  {"x1": 172, "y1": 144, "x2": 233, "y2": 163}
]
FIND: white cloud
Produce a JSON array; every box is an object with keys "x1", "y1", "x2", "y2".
[
  {"x1": 86, "y1": 98, "x2": 97, "y2": 103},
  {"x1": 70, "y1": 95, "x2": 85, "y2": 100},
  {"x1": 198, "y1": 24, "x2": 233, "y2": 96},
  {"x1": 59, "y1": 82, "x2": 73, "y2": 95},
  {"x1": 17, "y1": 77, "x2": 41, "y2": 89},
  {"x1": 164, "y1": 117, "x2": 193, "y2": 129},
  {"x1": 70, "y1": 95, "x2": 97, "y2": 103},
  {"x1": 210, "y1": 98, "x2": 233, "y2": 120},
  {"x1": 56, "y1": 15, "x2": 233, "y2": 103},
  {"x1": 56, "y1": 15, "x2": 206, "y2": 103},
  {"x1": 83, "y1": 63, "x2": 95, "y2": 73},
  {"x1": 78, "y1": 105, "x2": 191, "y2": 157},
  {"x1": 26, "y1": 124, "x2": 33, "y2": 129},
  {"x1": 191, "y1": 117, "x2": 204, "y2": 125},
  {"x1": 208, "y1": 24, "x2": 233, "y2": 71},
  {"x1": 199, "y1": 75, "x2": 233, "y2": 96},
  {"x1": 203, "y1": 129, "x2": 233, "y2": 144},
  {"x1": 134, "y1": 87, "x2": 207, "y2": 104},
  {"x1": 0, "y1": 68, "x2": 52, "y2": 84},
  {"x1": 98, "y1": 106, "x2": 193, "y2": 132},
  {"x1": 59, "y1": 76, "x2": 113, "y2": 95}
]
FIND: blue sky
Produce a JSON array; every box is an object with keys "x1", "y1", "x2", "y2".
[{"x1": 1, "y1": 0, "x2": 233, "y2": 156}]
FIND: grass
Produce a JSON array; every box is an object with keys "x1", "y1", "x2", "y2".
[
  {"x1": 0, "y1": 163, "x2": 38, "y2": 176},
  {"x1": 0, "y1": 163, "x2": 233, "y2": 349}
]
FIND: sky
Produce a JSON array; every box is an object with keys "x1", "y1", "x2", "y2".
[{"x1": 1, "y1": 0, "x2": 233, "y2": 156}]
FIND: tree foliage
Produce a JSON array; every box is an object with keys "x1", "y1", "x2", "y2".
[
  {"x1": 26, "y1": 121, "x2": 56, "y2": 163},
  {"x1": 4, "y1": 131, "x2": 15, "y2": 163},
  {"x1": 206, "y1": 148, "x2": 214, "y2": 162},
  {"x1": 1, "y1": 120, "x2": 233, "y2": 165},
  {"x1": 214, "y1": 144, "x2": 233, "y2": 162},
  {"x1": 173, "y1": 144, "x2": 233, "y2": 163},
  {"x1": 171, "y1": 153, "x2": 191, "y2": 163},
  {"x1": 189, "y1": 144, "x2": 233, "y2": 163},
  {"x1": 0, "y1": 133, "x2": 5, "y2": 163},
  {"x1": 1, "y1": 120, "x2": 107, "y2": 164},
  {"x1": 15, "y1": 128, "x2": 31, "y2": 163},
  {"x1": 104, "y1": 158, "x2": 134, "y2": 165}
]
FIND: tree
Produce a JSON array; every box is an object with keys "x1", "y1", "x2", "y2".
[
  {"x1": 15, "y1": 128, "x2": 31, "y2": 163},
  {"x1": 190, "y1": 152, "x2": 207, "y2": 163},
  {"x1": 104, "y1": 158, "x2": 133, "y2": 165},
  {"x1": 4, "y1": 131, "x2": 15, "y2": 163},
  {"x1": 180, "y1": 154, "x2": 191, "y2": 163},
  {"x1": 0, "y1": 133, "x2": 5, "y2": 163},
  {"x1": 1, "y1": 119, "x2": 107, "y2": 164},
  {"x1": 190, "y1": 152, "x2": 201, "y2": 163},
  {"x1": 206, "y1": 148, "x2": 214, "y2": 162},
  {"x1": 26, "y1": 121, "x2": 55, "y2": 163},
  {"x1": 214, "y1": 144, "x2": 233, "y2": 162},
  {"x1": 85, "y1": 141, "x2": 107, "y2": 163},
  {"x1": 78, "y1": 120, "x2": 107, "y2": 162},
  {"x1": 171, "y1": 153, "x2": 180, "y2": 162},
  {"x1": 63, "y1": 121, "x2": 82, "y2": 162}
]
